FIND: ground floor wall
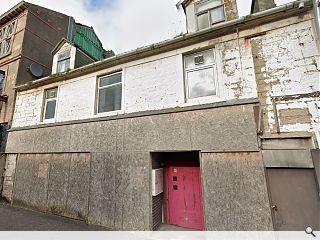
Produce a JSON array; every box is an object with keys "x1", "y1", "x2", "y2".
[
  {"x1": 2, "y1": 103, "x2": 275, "y2": 230},
  {"x1": 0, "y1": 154, "x2": 5, "y2": 194}
]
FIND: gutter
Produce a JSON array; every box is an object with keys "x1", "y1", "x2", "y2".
[{"x1": 15, "y1": 0, "x2": 314, "y2": 92}]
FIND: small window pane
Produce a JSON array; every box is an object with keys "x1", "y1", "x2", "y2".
[
  {"x1": 185, "y1": 50, "x2": 214, "y2": 69},
  {"x1": 197, "y1": 12, "x2": 210, "y2": 30},
  {"x1": 99, "y1": 73, "x2": 122, "y2": 87},
  {"x1": 210, "y1": 6, "x2": 225, "y2": 23},
  {"x1": 57, "y1": 58, "x2": 70, "y2": 73},
  {"x1": 57, "y1": 51, "x2": 71, "y2": 61},
  {"x1": 197, "y1": 0, "x2": 223, "y2": 13},
  {"x1": 98, "y1": 85, "x2": 122, "y2": 113},
  {"x1": 187, "y1": 67, "x2": 216, "y2": 99},
  {"x1": 44, "y1": 100, "x2": 56, "y2": 119}
]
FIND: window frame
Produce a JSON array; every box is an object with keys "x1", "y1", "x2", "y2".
[
  {"x1": 96, "y1": 71, "x2": 123, "y2": 115},
  {"x1": 42, "y1": 87, "x2": 58, "y2": 122},
  {"x1": 184, "y1": 48, "x2": 219, "y2": 102},
  {"x1": 195, "y1": 0, "x2": 225, "y2": 30},
  {"x1": 0, "y1": 70, "x2": 5, "y2": 95},
  {"x1": 0, "y1": 20, "x2": 16, "y2": 58},
  {"x1": 56, "y1": 50, "x2": 71, "y2": 73}
]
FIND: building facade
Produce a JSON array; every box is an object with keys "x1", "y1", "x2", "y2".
[{"x1": 2, "y1": 0, "x2": 320, "y2": 231}]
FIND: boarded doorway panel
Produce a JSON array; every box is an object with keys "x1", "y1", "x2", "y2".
[
  {"x1": 267, "y1": 168, "x2": 320, "y2": 230},
  {"x1": 166, "y1": 166, "x2": 204, "y2": 230}
]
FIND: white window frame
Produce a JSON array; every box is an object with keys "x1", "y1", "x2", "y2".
[
  {"x1": 56, "y1": 50, "x2": 71, "y2": 73},
  {"x1": 42, "y1": 87, "x2": 58, "y2": 123},
  {"x1": 184, "y1": 49, "x2": 220, "y2": 102},
  {"x1": 0, "y1": 21, "x2": 16, "y2": 58},
  {"x1": 96, "y1": 71, "x2": 123, "y2": 115},
  {"x1": 195, "y1": 0, "x2": 225, "y2": 30}
]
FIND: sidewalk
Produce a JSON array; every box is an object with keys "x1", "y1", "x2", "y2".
[{"x1": 0, "y1": 203, "x2": 107, "y2": 231}]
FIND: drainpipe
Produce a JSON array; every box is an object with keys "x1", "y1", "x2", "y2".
[{"x1": 312, "y1": 0, "x2": 320, "y2": 52}]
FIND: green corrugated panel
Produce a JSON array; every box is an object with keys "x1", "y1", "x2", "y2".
[{"x1": 73, "y1": 25, "x2": 104, "y2": 60}]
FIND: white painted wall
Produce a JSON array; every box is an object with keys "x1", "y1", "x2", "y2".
[{"x1": 12, "y1": 14, "x2": 319, "y2": 145}]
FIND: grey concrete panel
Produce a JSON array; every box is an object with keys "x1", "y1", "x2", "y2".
[
  {"x1": 124, "y1": 113, "x2": 191, "y2": 151},
  {"x1": 13, "y1": 154, "x2": 35, "y2": 207},
  {"x1": 113, "y1": 152, "x2": 151, "y2": 230},
  {"x1": 116, "y1": 119, "x2": 125, "y2": 151},
  {"x1": 6, "y1": 130, "x2": 35, "y2": 153},
  {"x1": 262, "y1": 138, "x2": 314, "y2": 150},
  {"x1": 190, "y1": 105, "x2": 259, "y2": 151},
  {"x1": 65, "y1": 153, "x2": 90, "y2": 220},
  {"x1": 32, "y1": 127, "x2": 71, "y2": 153},
  {"x1": 27, "y1": 154, "x2": 50, "y2": 212},
  {"x1": 47, "y1": 154, "x2": 70, "y2": 216},
  {"x1": 7, "y1": 104, "x2": 258, "y2": 154},
  {"x1": 13, "y1": 154, "x2": 49, "y2": 212},
  {"x1": 201, "y1": 152, "x2": 273, "y2": 230},
  {"x1": 69, "y1": 121, "x2": 118, "y2": 152},
  {"x1": 88, "y1": 152, "x2": 116, "y2": 228},
  {"x1": 262, "y1": 150, "x2": 313, "y2": 168}
]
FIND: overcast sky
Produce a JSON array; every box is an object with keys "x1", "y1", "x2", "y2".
[{"x1": 0, "y1": 0, "x2": 293, "y2": 54}]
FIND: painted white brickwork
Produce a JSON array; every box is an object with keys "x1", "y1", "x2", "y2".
[
  {"x1": 12, "y1": 15, "x2": 320, "y2": 145},
  {"x1": 124, "y1": 55, "x2": 185, "y2": 113}
]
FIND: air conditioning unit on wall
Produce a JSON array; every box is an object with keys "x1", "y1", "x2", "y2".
[{"x1": 152, "y1": 168, "x2": 163, "y2": 196}]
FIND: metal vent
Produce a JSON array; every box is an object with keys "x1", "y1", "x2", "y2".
[{"x1": 194, "y1": 55, "x2": 204, "y2": 65}]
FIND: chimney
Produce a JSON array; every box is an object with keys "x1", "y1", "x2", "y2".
[
  {"x1": 251, "y1": 0, "x2": 276, "y2": 14},
  {"x1": 224, "y1": 0, "x2": 239, "y2": 21}
]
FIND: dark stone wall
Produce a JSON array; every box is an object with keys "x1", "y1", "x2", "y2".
[{"x1": 16, "y1": 5, "x2": 70, "y2": 86}]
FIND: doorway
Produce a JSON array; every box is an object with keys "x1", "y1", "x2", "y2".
[
  {"x1": 266, "y1": 168, "x2": 320, "y2": 230},
  {"x1": 151, "y1": 151, "x2": 204, "y2": 230}
]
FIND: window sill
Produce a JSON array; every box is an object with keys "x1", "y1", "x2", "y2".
[
  {"x1": 184, "y1": 95, "x2": 226, "y2": 107},
  {"x1": 95, "y1": 109, "x2": 124, "y2": 118},
  {"x1": 41, "y1": 119, "x2": 56, "y2": 124}
]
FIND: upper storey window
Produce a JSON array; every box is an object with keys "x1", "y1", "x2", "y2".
[
  {"x1": 0, "y1": 21, "x2": 15, "y2": 58},
  {"x1": 97, "y1": 72, "x2": 122, "y2": 113},
  {"x1": 184, "y1": 49, "x2": 217, "y2": 99},
  {"x1": 57, "y1": 50, "x2": 71, "y2": 73},
  {"x1": 196, "y1": 0, "x2": 225, "y2": 30}
]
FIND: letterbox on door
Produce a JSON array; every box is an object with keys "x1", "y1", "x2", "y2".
[{"x1": 152, "y1": 168, "x2": 163, "y2": 196}]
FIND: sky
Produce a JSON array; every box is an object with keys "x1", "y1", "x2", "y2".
[{"x1": 0, "y1": 0, "x2": 293, "y2": 54}]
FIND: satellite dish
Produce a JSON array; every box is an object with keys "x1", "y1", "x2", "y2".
[{"x1": 29, "y1": 63, "x2": 43, "y2": 78}]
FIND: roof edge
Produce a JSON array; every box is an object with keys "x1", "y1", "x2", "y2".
[
  {"x1": 15, "y1": 0, "x2": 314, "y2": 92},
  {"x1": 0, "y1": 1, "x2": 28, "y2": 25}
]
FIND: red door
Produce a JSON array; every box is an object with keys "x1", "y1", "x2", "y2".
[{"x1": 165, "y1": 166, "x2": 204, "y2": 230}]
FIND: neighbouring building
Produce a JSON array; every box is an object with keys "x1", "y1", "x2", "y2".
[
  {"x1": 2, "y1": 0, "x2": 320, "y2": 231},
  {"x1": 0, "y1": 1, "x2": 107, "y2": 192}
]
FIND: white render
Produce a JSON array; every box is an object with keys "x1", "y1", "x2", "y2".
[{"x1": 12, "y1": 14, "x2": 320, "y2": 145}]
